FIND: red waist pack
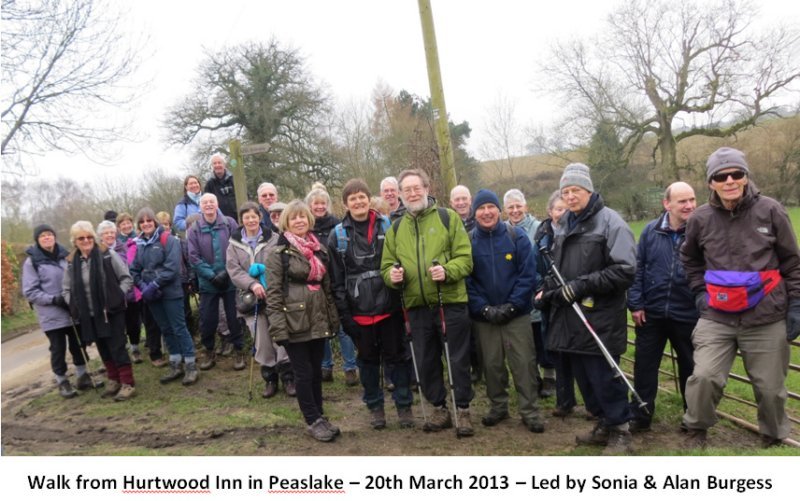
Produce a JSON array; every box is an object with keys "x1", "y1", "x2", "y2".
[{"x1": 704, "y1": 269, "x2": 782, "y2": 313}]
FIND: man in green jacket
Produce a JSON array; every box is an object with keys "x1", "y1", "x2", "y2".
[{"x1": 381, "y1": 169, "x2": 475, "y2": 436}]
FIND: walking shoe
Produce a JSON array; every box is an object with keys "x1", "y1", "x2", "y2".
[
  {"x1": 682, "y1": 428, "x2": 707, "y2": 449},
  {"x1": 370, "y1": 407, "x2": 387, "y2": 430},
  {"x1": 113, "y1": 384, "x2": 136, "y2": 402},
  {"x1": 321, "y1": 368, "x2": 333, "y2": 382},
  {"x1": 397, "y1": 406, "x2": 415, "y2": 429},
  {"x1": 385, "y1": 381, "x2": 396, "y2": 392},
  {"x1": 628, "y1": 419, "x2": 651, "y2": 433},
  {"x1": 761, "y1": 435, "x2": 783, "y2": 449},
  {"x1": 221, "y1": 340, "x2": 234, "y2": 357},
  {"x1": 75, "y1": 373, "x2": 104, "y2": 390},
  {"x1": 233, "y1": 350, "x2": 246, "y2": 371},
  {"x1": 322, "y1": 416, "x2": 341, "y2": 436},
  {"x1": 539, "y1": 377, "x2": 556, "y2": 398},
  {"x1": 481, "y1": 410, "x2": 510, "y2": 427},
  {"x1": 603, "y1": 426, "x2": 633, "y2": 455},
  {"x1": 523, "y1": 416, "x2": 545, "y2": 433},
  {"x1": 214, "y1": 341, "x2": 224, "y2": 356},
  {"x1": 262, "y1": 381, "x2": 278, "y2": 399},
  {"x1": 101, "y1": 380, "x2": 121, "y2": 399},
  {"x1": 344, "y1": 369, "x2": 359, "y2": 386},
  {"x1": 423, "y1": 406, "x2": 453, "y2": 432},
  {"x1": 151, "y1": 357, "x2": 168, "y2": 368},
  {"x1": 284, "y1": 380, "x2": 297, "y2": 397},
  {"x1": 160, "y1": 361, "x2": 184, "y2": 384},
  {"x1": 456, "y1": 408, "x2": 474, "y2": 437},
  {"x1": 182, "y1": 362, "x2": 199, "y2": 386},
  {"x1": 198, "y1": 350, "x2": 216, "y2": 370},
  {"x1": 58, "y1": 380, "x2": 78, "y2": 399},
  {"x1": 307, "y1": 417, "x2": 335, "y2": 442},
  {"x1": 575, "y1": 422, "x2": 609, "y2": 446},
  {"x1": 131, "y1": 349, "x2": 143, "y2": 364},
  {"x1": 551, "y1": 406, "x2": 574, "y2": 418}
]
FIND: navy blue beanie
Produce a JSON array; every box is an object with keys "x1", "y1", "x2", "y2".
[{"x1": 471, "y1": 189, "x2": 501, "y2": 214}]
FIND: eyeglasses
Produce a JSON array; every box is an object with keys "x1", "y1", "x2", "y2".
[
  {"x1": 139, "y1": 218, "x2": 154, "y2": 224},
  {"x1": 75, "y1": 236, "x2": 94, "y2": 242},
  {"x1": 710, "y1": 171, "x2": 746, "y2": 183},
  {"x1": 401, "y1": 185, "x2": 425, "y2": 195}
]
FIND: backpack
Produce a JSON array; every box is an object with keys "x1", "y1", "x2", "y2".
[
  {"x1": 333, "y1": 216, "x2": 391, "y2": 254},
  {"x1": 469, "y1": 221, "x2": 519, "y2": 253}
]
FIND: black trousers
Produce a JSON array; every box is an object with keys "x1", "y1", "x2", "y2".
[
  {"x1": 631, "y1": 318, "x2": 696, "y2": 422},
  {"x1": 199, "y1": 290, "x2": 243, "y2": 350},
  {"x1": 285, "y1": 338, "x2": 326, "y2": 425},
  {"x1": 124, "y1": 300, "x2": 142, "y2": 346},
  {"x1": 45, "y1": 325, "x2": 86, "y2": 376},
  {"x1": 407, "y1": 303, "x2": 474, "y2": 408},
  {"x1": 572, "y1": 352, "x2": 631, "y2": 427}
]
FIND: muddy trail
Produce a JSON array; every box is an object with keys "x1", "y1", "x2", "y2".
[{"x1": 1, "y1": 330, "x2": 764, "y2": 456}]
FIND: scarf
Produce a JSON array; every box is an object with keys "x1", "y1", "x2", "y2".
[
  {"x1": 187, "y1": 191, "x2": 201, "y2": 204},
  {"x1": 283, "y1": 231, "x2": 325, "y2": 291},
  {"x1": 71, "y1": 245, "x2": 109, "y2": 342},
  {"x1": 241, "y1": 227, "x2": 262, "y2": 249}
]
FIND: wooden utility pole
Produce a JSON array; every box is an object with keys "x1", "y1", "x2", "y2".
[
  {"x1": 228, "y1": 139, "x2": 247, "y2": 211},
  {"x1": 417, "y1": 0, "x2": 457, "y2": 196}
]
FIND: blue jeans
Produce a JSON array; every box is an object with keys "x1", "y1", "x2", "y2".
[
  {"x1": 148, "y1": 297, "x2": 196, "y2": 361},
  {"x1": 321, "y1": 328, "x2": 357, "y2": 371}
]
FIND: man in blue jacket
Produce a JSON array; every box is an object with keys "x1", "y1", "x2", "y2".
[
  {"x1": 627, "y1": 182, "x2": 698, "y2": 432},
  {"x1": 466, "y1": 190, "x2": 544, "y2": 433}
]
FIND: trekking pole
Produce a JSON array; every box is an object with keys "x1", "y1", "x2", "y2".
[
  {"x1": 248, "y1": 301, "x2": 258, "y2": 401},
  {"x1": 69, "y1": 318, "x2": 100, "y2": 393},
  {"x1": 394, "y1": 262, "x2": 428, "y2": 426},
  {"x1": 669, "y1": 345, "x2": 680, "y2": 395},
  {"x1": 431, "y1": 259, "x2": 461, "y2": 436},
  {"x1": 542, "y1": 251, "x2": 649, "y2": 414}
]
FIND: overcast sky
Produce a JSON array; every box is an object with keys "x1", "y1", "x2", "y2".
[{"x1": 24, "y1": 0, "x2": 800, "y2": 184}]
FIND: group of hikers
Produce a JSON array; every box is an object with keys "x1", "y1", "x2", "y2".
[{"x1": 22, "y1": 147, "x2": 800, "y2": 453}]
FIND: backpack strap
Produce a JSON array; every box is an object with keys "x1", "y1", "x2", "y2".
[{"x1": 391, "y1": 207, "x2": 450, "y2": 235}]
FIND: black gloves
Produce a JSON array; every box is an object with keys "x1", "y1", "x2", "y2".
[
  {"x1": 482, "y1": 303, "x2": 517, "y2": 325},
  {"x1": 695, "y1": 292, "x2": 706, "y2": 313},
  {"x1": 787, "y1": 298, "x2": 800, "y2": 342},
  {"x1": 211, "y1": 271, "x2": 230, "y2": 289},
  {"x1": 51, "y1": 295, "x2": 68, "y2": 309},
  {"x1": 551, "y1": 280, "x2": 587, "y2": 307}
]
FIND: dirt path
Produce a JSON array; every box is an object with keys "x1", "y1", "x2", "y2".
[{"x1": 0, "y1": 330, "x2": 767, "y2": 456}]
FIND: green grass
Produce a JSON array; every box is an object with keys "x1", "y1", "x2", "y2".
[{"x1": 1, "y1": 307, "x2": 38, "y2": 340}]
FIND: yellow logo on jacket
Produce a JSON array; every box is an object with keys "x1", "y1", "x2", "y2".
[{"x1": 505, "y1": 253, "x2": 513, "y2": 261}]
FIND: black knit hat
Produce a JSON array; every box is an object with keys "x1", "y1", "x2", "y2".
[{"x1": 33, "y1": 224, "x2": 56, "y2": 242}]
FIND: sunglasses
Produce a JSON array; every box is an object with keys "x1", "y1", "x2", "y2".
[
  {"x1": 710, "y1": 171, "x2": 746, "y2": 183},
  {"x1": 139, "y1": 218, "x2": 154, "y2": 224},
  {"x1": 75, "y1": 236, "x2": 94, "y2": 242}
]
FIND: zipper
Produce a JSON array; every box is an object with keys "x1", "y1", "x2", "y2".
[{"x1": 413, "y1": 218, "x2": 429, "y2": 306}]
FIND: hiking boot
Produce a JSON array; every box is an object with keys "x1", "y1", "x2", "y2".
[
  {"x1": 628, "y1": 419, "x2": 651, "y2": 433},
  {"x1": 322, "y1": 416, "x2": 341, "y2": 436},
  {"x1": 761, "y1": 435, "x2": 783, "y2": 449},
  {"x1": 344, "y1": 369, "x2": 359, "y2": 386},
  {"x1": 262, "y1": 381, "x2": 278, "y2": 399},
  {"x1": 456, "y1": 408, "x2": 474, "y2": 437},
  {"x1": 370, "y1": 407, "x2": 387, "y2": 430},
  {"x1": 75, "y1": 373, "x2": 104, "y2": 390},
  {"x1": 321, "y1": 368, "x2": 333, "y2": 382},
  {"x1": 683, "y1": 428, "x2": 707, "y2": 449},
  {"x1": 151, "y1": 357, "x2": 168, "y2": 368},
  {"x1": 182, "y1": 362, "x2": 199, "y2": 386},
  {"x1": 58, "y1": 380, "x2": 78, "y2": 399},
  {"x1": 397, "y1": 406, "x2": 415, "y2": 429},
  {"x1": 160, "y1": 361, "x2": 184, "y2": 384},
  {"x1": 131, "y1": 349, "x2": 143, "y2": 364},
  {"x1": 101, "y1": 380, "x2": 121, "y2": 398},
  {"x1": 307, "y1": 417, "x2": 335, "y2": 442},
  {"x1": 221, "y1": 340, "x2": 234, "y2": 357},
  {"x1": 575, "y1": 422, "x2": 609, "y2": 446},
  {"x1": 603, "y1": 425, "x2": 633, "y2": 455},
  {"x1": 523, "y1": 416, "x2": 545, "y2": 433},
  {"x1": 481, "y1": 410, "x2": 510, "y2": 427},
  {"x1": 539, "y1": 377, "x2": 556, "y2": 398},
  {"x1": 423, "y1": 406, "x2": 453, "y2": 432},
  {"x1": 552, "y1": 406, "x2": 574, "y2": 418},
  {"x1": 113, "y1": 384, "x2": 136, "y2": 402},
  {"x1": 284, "y1": 380, "x2": 297, "y2": 397},
  {"x1": 198, "y1": 350, "x2": 216, "y2": 370},
  {"x1": 233, "y1": 350, "x2": 246, "y2": 371}
]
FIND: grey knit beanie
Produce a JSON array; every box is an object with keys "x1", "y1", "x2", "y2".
[
  {"x1": 559, "y1": 163, "x2": 594, "y2": 192},
  {"x1": 706, "y1": 147, "x2": 750, "y2": 182}
]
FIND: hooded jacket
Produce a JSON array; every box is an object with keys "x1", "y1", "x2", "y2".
[
  {"x1": 22, "y1": 243, "x2": 73, "y2": 331},
  {"x1": 380, "y1": 197, "x2": 472, "y2": 308},
  {"x1": 129, "y1": 225, "x2": 184, "y2": 300},
  {"x1": 203, "y1": 169, "x2": 237, "y2": 220},
  {"x1": 187, "y1": 210, "x2": 238, "y2": 293},
  {"x1": 226, "y1": 225, "x2": 278, "y2": 297},
  {"x1": 681, "y1": 183, "x2": 800, "y2": 327},
  {"x1": 173, "y1": 192, "x2": 200, "y2": 233}
]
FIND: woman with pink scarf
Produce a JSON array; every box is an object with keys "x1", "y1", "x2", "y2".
[{"x1": 266, "y1": 200, "x2": 341, "y2": 442}]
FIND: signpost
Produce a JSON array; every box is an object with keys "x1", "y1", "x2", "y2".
[{"x1": 228, "y1": 140, "x2": 272, "y2": 211}]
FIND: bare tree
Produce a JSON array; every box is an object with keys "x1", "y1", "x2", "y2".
[
  {"x1": 1, "y1": 0, "x2": 144, "y2": 175},
  {"x1": 479, "y1": 93, "x2": 527, "y2": 182},
  {"x1": 541, "y1": 0, "x2": 800, "y2": 179}
]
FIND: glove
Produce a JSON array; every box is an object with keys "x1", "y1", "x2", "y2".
[
  {"x1": 51, "y1": 295, "x2": 68, "y2": 309},
  {"x1": 211, "y1": 271, "x2": 230, "y2": 289},
  {"x1": 695, "y1": 292, "x2": 706, "y2": 313},
  {"x1": 551, "y1": 280, "x2": 586, "y2": 307},
  {"x1": 275, "y1": 338, "x2": 288, "y2": 347},
  {"x1": 482, "y1": 305, "x2": 504, "y2": 325},
  {"x1": 141, "y1": 282, "x2": 162, "y2": 302},
  {"x1": 496, "y1": 303, "x2": 517, "y2": 324},
  {"x1": 787, "y1": 298, "x2": 800, "y2": 342}
]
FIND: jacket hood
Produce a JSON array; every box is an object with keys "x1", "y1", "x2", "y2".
[{"x1": 26, "y1": 242, "x2": 69, "y2": 265}]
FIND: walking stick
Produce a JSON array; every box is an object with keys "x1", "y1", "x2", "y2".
[
  {"x1": 394, "y1": 263, "x2": 429, "y2": 427},
  {"x1": 431, "y1": 259, "x2": 461, "y2": 437},
  {"x1": 669, "y1": 344, "x2": 680, "y2": 395},
  {"x1": 541, "y1": 251, "x2": 648, "y2": 414},
  {"x1": 69, "y1": 319, "x2": 100, "y2": 393},
  {"x1": 248, "y1": 301, "x2": 258, "y2": 401}
]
